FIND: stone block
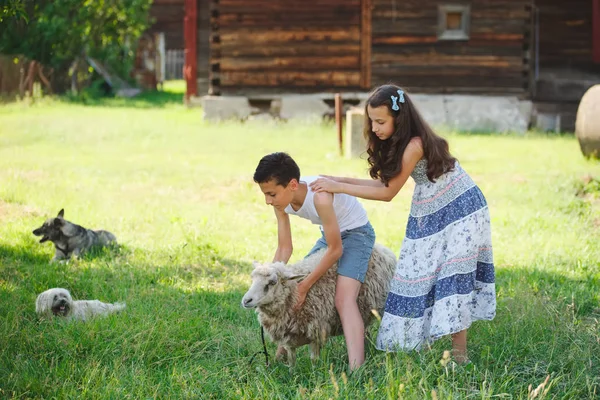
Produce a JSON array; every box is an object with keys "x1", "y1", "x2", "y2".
[
  {"x1": 345, "y1": 107, "x2": 367, "y2": 159},
  {"x1": 534, "y1": 113, "x2": 561, "y2": 132},
  {"x1": 279, "y1": 95, "x2": 332, "y2": 120},
  {"x1": 201, "y1": 95, "x2": 253, "y2": 121}
]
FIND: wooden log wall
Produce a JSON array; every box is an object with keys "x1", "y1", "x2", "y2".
[
  {"x1": 210, "y1": 0, "x2": 363, "y2": 95},
  {"x1": 536, "y1": 0, "x2": 594, "y2": 71},
  {"x1": 149, "y1": 0, "x2": 185, "y2": 50},
  {"x1": 371, "y1": 0, "x2": 532, "y2": 95}
]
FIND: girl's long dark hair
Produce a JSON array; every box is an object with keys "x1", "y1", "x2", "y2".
[{"x1": 363, "y1": 84, "x2": 456, "y2": 185}]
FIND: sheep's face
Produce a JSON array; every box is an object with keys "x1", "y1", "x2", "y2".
[{"x1": 241, "y1": 263, "x2": 305, "y2": 309}]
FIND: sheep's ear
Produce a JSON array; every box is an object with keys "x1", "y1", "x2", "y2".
[
  {"x1": 252, "y1": 261, "x2": 262, "y2": 269},
  {"x1": 285, "y1": 274, "x2": 305, "y2": 282},
  {"x1": 278, "y1": 268, "x2": 306, "y2": 281}
]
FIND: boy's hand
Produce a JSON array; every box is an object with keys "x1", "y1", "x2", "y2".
[
  {"x1": 310, "y1": 177, "x2": 343, "y2": 193},
  {"x1": 294, "y1": 281, "x2": 310, "y2": 311}
]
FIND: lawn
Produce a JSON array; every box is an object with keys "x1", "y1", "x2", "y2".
[{"x1": 0, "y1": 85, "x2": 599, "y2": 399}]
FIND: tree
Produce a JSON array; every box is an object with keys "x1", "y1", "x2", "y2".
[
  {"x1": 0, "y1": 0, "x2": 28, "y2": 22},
  {"x1": 0, "y1": 0, "x2": 153, "y2": 93}
]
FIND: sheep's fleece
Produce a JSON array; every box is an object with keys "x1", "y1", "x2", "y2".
[
  {"x1": 241, "y1": 243, "x2": 396, "y2": 367},
  {"x1": 35, "y1": 288, "x2": 126, "y2": 321}
]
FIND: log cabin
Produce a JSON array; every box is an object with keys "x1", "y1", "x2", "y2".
[{"x1": 181, "y1": 0, "x2": 600, "y2": 129}]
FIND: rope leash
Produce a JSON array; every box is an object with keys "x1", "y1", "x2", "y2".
[{"x1": 248, "y1": 326, "x2": 270, "y2": 367}]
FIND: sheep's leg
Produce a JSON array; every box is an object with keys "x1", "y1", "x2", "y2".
[
  {"x1": 285, "y1": 346, "x2": 296, "y2": 368},
  {"x1": 309, "y1": 342, "x2": 321, "y2": 363},
  {"x1": 275, "y1": 345, "x2": 288, "y2": 362}
]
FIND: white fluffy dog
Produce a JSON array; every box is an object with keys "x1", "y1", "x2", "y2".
[{"x1": 35, "y1": 288, "x2": 126, "y2": 321}]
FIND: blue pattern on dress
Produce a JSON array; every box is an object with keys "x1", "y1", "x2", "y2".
[
  {"x1": 406, "y1": 186, "x2": 488, "y2": 240},
  {"x1": 384, "y1": 262, "x2": 495, "y2": 318}
]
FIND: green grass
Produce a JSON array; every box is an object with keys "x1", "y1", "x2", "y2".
[{"x1": 0, "y1": 86, "x2": 599, "y2": 399}]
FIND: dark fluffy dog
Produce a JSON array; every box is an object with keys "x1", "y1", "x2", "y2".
[{"x1": 32, "y1": 209, "x2": 117, "y2": 262}]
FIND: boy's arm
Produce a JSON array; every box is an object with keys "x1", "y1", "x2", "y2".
[
  {"x1": 311, "y1": 139, "x2": 424, "y2": 202},
  {"x1": 273, "y1": 207, "x2": 293, "y2": 263},
  {"x1": 295, "y1": 191, "x2": 343, "y2": 309}
]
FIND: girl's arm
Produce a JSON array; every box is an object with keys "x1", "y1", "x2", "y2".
[
  {"x1": 311, "y1": 139, "x2": 424, "y2": 202},
  {"x1": 319, "y1": 175, "x2": 384, "y2": 187}
]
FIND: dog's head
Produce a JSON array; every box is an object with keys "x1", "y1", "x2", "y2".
[
  {"x1": 32, "y1": 209, "x2": 67, "y2": 243},
  {"x1": 35, "y1": 288, "x2": 73, "y2": 318}
]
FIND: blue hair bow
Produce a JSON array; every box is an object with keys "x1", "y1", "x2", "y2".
[{"x1": 391, "y1": 90, "x2": 405, "y2": 111}]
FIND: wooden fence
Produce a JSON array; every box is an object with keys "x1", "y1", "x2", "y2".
[
  {"x1": 165, "y1": 49, "x2": 185, "y2": 80},
  {"x1": 0, "y1": 55, "x2": 22, "y2": 95}
]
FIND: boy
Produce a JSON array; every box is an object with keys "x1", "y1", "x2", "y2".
[{"x1": 253, "y1": 152, "x2": 375, "y2": 371}]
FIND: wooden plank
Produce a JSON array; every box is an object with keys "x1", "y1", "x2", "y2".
[
  {"x1": 218, "y1": 13, "x2": 361, "y2": 27},
  {"x1": 360, "y1": 0, "x2": 372, "y2": 88},
  {"x1": 220, "y1": 71, "x2": 361, "y2": 87},
  {"x1": 372, "y1": 44, "x2": 526, "y2": 57},
  {"x1": 372, "y1": 53, "x2": 524, "y2": 68},
  {"x1": 217, "y1": 43, "x2": 361, "y2": 58},
  {"x1": 218, "y1": 28, "x2": 361, "y2": 44},
  {"x1": 219, "y1": 55, "x2": 360, "y2": 72},
  {"x1": 372, "y1": 65, "x2": 528, "y2": 75}
]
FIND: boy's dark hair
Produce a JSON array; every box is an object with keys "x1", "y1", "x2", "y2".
[
  {"x1": 364, "y1": 84, "x2": 456, "y2": 185},
  {"x1": 253, "y1": 152, "x2": 301, "y2": 187}
]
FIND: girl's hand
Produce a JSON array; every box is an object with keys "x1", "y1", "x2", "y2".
[
  {"x1": 294, "y1": 281, "x2": 309, "y2": 311},
  {"x1": 310, "y1": 177, "x2": 343, "y2": 193},
  {"x1": 318, "y1": 175, "x2": 343, "y2": 183}
]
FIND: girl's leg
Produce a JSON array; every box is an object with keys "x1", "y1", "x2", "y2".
[
  {"x1": 451, "y1": 329, "x2": 469, "y2": 363},
  {"x1": 335, "y1": 275, "x2": 364, "y2": 371}
]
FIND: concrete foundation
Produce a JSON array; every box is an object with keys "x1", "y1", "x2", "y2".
[{"x1": 200, "y1": 93, "x2": 534, "y2": 134}]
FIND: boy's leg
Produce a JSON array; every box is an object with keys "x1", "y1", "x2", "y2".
[
  {"x1": 335, "y1": 275, "x2": 364, "y2": 371},
  {"x1": 451, "y1": 329, "x2": 468, "y2": 363},
  {"x1": 334, "y1": 223, "x2": 375, "y2": 371}
]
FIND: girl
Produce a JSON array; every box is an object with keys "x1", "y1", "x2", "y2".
[{"x1": 310, "y1": 84, "x2": 496, "y2": 363}]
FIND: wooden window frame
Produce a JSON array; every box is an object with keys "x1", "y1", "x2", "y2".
[{"x1": 437, "y1": 4, "x2": 471, "y2": 41}]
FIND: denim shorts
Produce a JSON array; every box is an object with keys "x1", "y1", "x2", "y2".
[{"x1": 305, "y1": 222, "x2": 376, "y2": 283}]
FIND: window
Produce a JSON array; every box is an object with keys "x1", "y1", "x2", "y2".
[{"x1": 438, "y1": 5, "x2": 470, "y2": 41}]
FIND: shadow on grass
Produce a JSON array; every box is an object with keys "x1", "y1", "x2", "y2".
[{"x1": 60, "y1": 89, "x2": 185, "y2": 109}]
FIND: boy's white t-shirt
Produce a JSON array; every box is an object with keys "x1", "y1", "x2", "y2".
[{"x1": 284, "y1": 176, "x2": 369, "y2": 232}]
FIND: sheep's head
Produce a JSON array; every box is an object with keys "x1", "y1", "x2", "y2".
[{"x1": 241, "y1": 262, "x2": 305, "y2": 309}]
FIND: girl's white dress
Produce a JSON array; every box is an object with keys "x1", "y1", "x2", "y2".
[{"x1": 376, "y1": 159, "x2": 496, "y2": 351}]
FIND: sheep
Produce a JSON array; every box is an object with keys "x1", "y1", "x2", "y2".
[{"x1": 241, "y1": 243, "x2": 397, "y2": 367}]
